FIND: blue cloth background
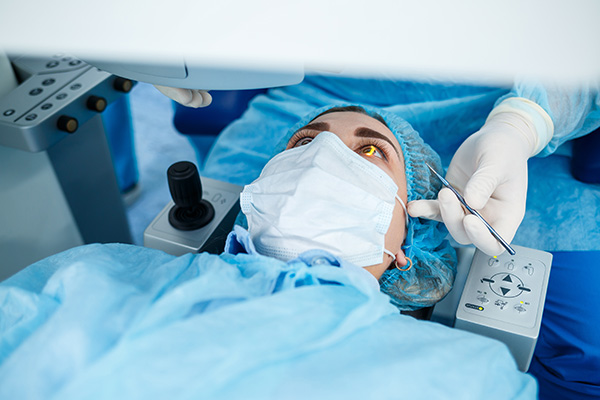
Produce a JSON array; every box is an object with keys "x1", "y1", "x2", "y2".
[
  {"x1": 529, "y1": 251, "x2": 600, "y2": 400},
  {"x1": 0, "y1": 244, "x2": 536, "y2": 399}
]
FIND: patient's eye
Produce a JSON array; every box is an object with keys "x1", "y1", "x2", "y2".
[
  {"x1": 296, "y1": 137, "x2": 314, "y2": 146},
  {"x1": 360, "y1": 145, "x2": 384, "y2": 159},
  {"x1": 289, "y1": 130, "x2": 317, "y2": 148}
]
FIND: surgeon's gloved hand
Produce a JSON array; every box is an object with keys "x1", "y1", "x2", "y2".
[
  {"x1": 408, "y1": 98, "x2": 554, "y2": 256},
  {"x1": 153, "y1": 85, "x2": 212, "y2": 108}
]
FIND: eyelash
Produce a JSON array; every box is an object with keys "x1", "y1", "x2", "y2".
[
  {"x1": 291, "y1": 130, "x2": 314, "y2": 146},
  {"x1": 290, "y1": 130, "x2": 392, "y2": 162}
]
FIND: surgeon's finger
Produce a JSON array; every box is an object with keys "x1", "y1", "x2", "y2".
[
  {"x1": 407, "y1": 200, "x2": 443, "y2": 222},
  {"x1": 153, "y1": 85, "x2": 212, "y2": 108},
  {"x1": 438, "y1": 188, "x2": 471, "y2": 244},
  {"x1": 154, "y1": 85, "x2": 193, "y2": 105},
  {"x1": 463, "y1": 214, "x2": 506, "y2": 256},
  {"x1": 190, "y1": 90, "x2": 212, "y2": 107},
  {"x1": 463, "y1": 168, "x2": 498, "y2": 210}
]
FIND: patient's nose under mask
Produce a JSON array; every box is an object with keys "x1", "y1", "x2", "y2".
[{"x1": 240, "y1": 131, "x2": 408, "y2": 267}]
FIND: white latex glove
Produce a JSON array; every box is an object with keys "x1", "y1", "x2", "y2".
[
  {"x1": 153, "y1": 85, "x2": 212, "y2": 108},
  {"x1": 408, "y1": 98, "x2": 554, "y2": 256}
]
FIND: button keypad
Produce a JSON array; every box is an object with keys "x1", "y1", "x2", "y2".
[{"x1": 461, "y1": 252, "x2": 547, "y2": 329}]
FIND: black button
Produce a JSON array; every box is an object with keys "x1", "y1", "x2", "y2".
[
  {"x1": 41, "y1": 103, "x2": 53, "y2": 110},
  {"x1": 46, "y1": 61, "x2": 59, "y2": 68},
  {"x1": 113, "y1": 77, "x2": 133, "y2": 93},
  {"x1": 502, "y1": 275, "x2": 513, "y2": 283},
  {"x1": 3, "y1": 109, "x2": 15, "y2": 116},
  {"x1": 68, "y1": 60, "x2": 82, "y2": 66},
  {"x1": 57, "y1": 115, "x2": 78, "y2": 133},
  {"x1": 56, "y1": 93, "x2": 68, "y2": 100},
  {"x1": 70, "y1": 83, "x2": 82, "y2": 90},
  {"x1": 29, "y1": 88, "x2": 43, "y2": 96},
  {"x1": 42, "y1": 78, "x2": 56, "y2": 86},
  {"x1": 86, "y1": 95, "x2": 107, "y2": 112},
  {"x1": 25, "y1": 113, "x2": 37, "y2": 121},
  {"x1": 500, "y1": 287, "x2": 511, "y2": 296}
]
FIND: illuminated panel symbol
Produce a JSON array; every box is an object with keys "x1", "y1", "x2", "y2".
[{"x1": 465, "y1": 303, "x2": 485, "y2": 311}]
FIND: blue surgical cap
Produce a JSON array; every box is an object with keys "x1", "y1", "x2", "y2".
[{"x1": 239, "y1": 103, "x2": 457, "y2": 311}]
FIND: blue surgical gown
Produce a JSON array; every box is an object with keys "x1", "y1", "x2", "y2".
[{"x1": 0, "y1": 235, "x2": 537, "y2": 399}]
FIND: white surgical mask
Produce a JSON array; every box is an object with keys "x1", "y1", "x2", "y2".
[{"x1": 240, "y1": 131, "x2": 408, "y2": 267}]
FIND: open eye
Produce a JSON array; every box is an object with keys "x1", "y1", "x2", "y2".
[
  {"x1": 361, "y1": 145, "x2": 385, "y2": 159},
  {"x1": 296, "y1": 137, "x2": 314, "y2": 147}
]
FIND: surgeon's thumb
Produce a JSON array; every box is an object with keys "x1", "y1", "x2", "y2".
[
  {"x1": 407, "y1": 200, "x2": 443, "y2": 222},
  {"x1": 463, "y1": 169, "x2": 499, "y2": 210}
]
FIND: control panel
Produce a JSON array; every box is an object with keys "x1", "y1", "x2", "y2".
[
  {"x1": 460, "y1": 253, "x2": 546, "y2": 328},
  {"x1": 0, "y1": 53, "x2": 133, "y2": 152},
  {"x1": 454, "y1": 245, "x2": 552, "y2": 371}
]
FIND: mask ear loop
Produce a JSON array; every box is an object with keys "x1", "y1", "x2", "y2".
[
  {"x1": 395, "y1": 194, "x2": 409, "y2": 228},
  {"x1": 393, "y1": 194, "x2": 412, "y2": 272}
]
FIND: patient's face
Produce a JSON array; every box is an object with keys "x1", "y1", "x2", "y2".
[{"x1": 286, "y1": 111, "x2": 408, "y2": 277}]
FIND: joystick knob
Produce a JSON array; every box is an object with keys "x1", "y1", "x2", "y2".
[{"x1": 167, "y1": 161, "x2": 215, "y2": 230}]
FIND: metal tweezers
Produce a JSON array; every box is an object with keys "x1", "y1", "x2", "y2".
[{"x1": 426, "y1": 163, "x2": 516, "y2": 256}]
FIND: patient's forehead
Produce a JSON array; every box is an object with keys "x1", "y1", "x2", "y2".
[
  {"x1": 310, "y1": 111, "x2": 404, "y2": 160},
  {"x1": 312, "y1": 111, "x2": 393, "y2": 134}
]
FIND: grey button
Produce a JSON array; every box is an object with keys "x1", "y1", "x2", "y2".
[
  {"x1": 56, "y1": 93, "x2": 67, "y2": 100},
  {"x1": 494, "y1": 299, "x2": 508, "y2": 310},
  {"x1": 70, "y1": 83, "x2": 82, "y2": 90},
  {"x1": 69, "y1": 60, "x2": 82, "y2": 66},
  {"x1": 29, "y1": 88, "x2": 43, "y2": 96},
  {"x1": 42, "y1": 78, "x2": 56, "y2": 86},
  {"x1": 41, "y1": 103, "x2": 53, "y2": 110},
  {"x1": 514, "y1": 304, "x2": 527, "y2": 313},
  {"x1": 46, "y1": 61, "x2": 59, "y2": 68},
  {"x1": 25, "y1": 113, "x2": 37, "y2": 121},
  {"x1": 523, "y1": 265, "x2": 534, "y2": 276},
  {"x1": 3, "y1": 109, "x2": 15, "y2": 116}
]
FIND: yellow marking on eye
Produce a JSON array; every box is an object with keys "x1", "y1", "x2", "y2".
[{"x1": 364, "y1": 146, "x2": 376, "y2": 156}]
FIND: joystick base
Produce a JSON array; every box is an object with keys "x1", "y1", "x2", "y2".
[
  {"x1": 168, "y1": 200, "x2": 215, "y2": 231},
  {"x1": 144, "y1": 177, "x2": 242, "y2": 255}
]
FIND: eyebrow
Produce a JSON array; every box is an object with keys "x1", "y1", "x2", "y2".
[
  {"x1": 354, "y1": 127, "x2": 401, "y2": 161},
  {"x1": 295, "y1": 122, "x2": 402, "y2": 162},
  {"x1": 296, "y1": 122, "x2": 329, "y2": 133}
]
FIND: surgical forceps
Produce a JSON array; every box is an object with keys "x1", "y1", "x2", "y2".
[{"x1": 426, "y1": 163, "x2": 516, "y2": 256}]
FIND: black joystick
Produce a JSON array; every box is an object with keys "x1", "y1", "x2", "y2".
[{"x1": 167, "y1": 161, "x2": 215, "y2": 231}]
